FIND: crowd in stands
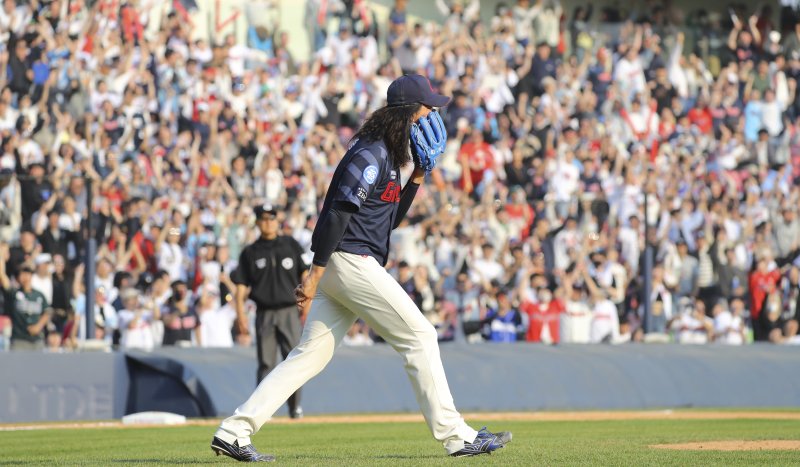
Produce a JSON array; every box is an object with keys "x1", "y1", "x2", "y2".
[{"x1": 1, "y1": 0, "x2": 800, "y2": 351}]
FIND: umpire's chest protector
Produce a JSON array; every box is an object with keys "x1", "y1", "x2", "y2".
[{"x1": 242, "y1": 236, "x2": 304, "y2": 309}]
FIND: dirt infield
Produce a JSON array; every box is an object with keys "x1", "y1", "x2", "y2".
[
  {"x1": 2, "y1": 410, "x2": 800, "y2": 432},
  {"x1": 651, "y1": 440, "x2": 800, "y2": 451}
]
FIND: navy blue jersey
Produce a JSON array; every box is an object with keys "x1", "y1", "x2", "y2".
[{"x1": 312, "y1": 138, "x2": 402, "y2": 266}]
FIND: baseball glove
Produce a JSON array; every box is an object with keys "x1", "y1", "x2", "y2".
[{"x1": 410, "y1": 110, "x2": 447, "y2": 174}]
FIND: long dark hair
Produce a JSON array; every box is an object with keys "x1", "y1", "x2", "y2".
[{"x1": 351, "y1": 104, "x2": 420, "y2": 169}]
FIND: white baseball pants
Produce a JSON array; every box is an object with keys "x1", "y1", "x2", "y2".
[{"x1": 215, "y1": 251, "x2": 478, "y2": 454}]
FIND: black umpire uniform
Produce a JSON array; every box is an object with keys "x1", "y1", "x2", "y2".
[{"x1": 231, "y1": 203, "x2": 308, "y2": 418}]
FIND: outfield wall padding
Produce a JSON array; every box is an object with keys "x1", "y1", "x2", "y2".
[
  {"x1": 1, "y1": 344, "x2": 799, "y2": 422},
  {"x1": 0, "y1": 351, "x2": 128, "y2": 423}
]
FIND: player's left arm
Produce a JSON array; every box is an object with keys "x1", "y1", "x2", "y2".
[{"x1": 393, "y1": 168, "x2": 425, "y2": 229}]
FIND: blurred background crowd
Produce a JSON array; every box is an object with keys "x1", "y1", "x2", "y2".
[{"x1": 1, "y1": 0, "x2": 800, "y2": 351}]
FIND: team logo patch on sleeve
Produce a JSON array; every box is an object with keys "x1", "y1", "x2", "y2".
[
  {"x1": 363, "y1": 166, "x2": 378, "y2": 185},
  {"x1": 356, "y1": 186, "x2": 368, "y2": 201}
]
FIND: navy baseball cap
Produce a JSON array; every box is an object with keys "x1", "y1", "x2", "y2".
[{"x1": 387, "y1": 74, "x2": 451, "y2": 108}]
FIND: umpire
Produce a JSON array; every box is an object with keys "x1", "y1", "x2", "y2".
[{"x1": 232, "y1": 203, "x2": 308, "y2": 419}]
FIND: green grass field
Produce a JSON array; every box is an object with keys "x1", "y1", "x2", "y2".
[{"x1": 2, "y1": 413, "x2": 800, "y2": 466}]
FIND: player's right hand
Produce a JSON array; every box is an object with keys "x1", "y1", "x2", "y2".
[
  {"x1": 294, "y1": 268, "x2": 320, "y2": 319},
  {"x1": 294, "y1": 282, "x2": 315, "y2": 319},
  {"x1": 295, "y1": 268, "x2": 323, "y2": 318}
]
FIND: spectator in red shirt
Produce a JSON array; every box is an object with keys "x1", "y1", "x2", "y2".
[
  {"x1": 687, "y1": 95, "x2": 713, "y2": 134},
  {"x1": 748, "y1": 256, "x2": 784, "y2": 341},
  {"x1": 133, "y1": 223, "x2": 159, "y2": 275},
  {"x1": 521, "y1": 286, "x2": 565, "y2": 343},
  {"x1": 459, "y1": 129, "x2": 495, "y2": 195}
]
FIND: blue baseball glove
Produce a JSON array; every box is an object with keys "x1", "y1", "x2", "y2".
[{"x1": 410, "y1": 110, "x2": 447, "y2": 174}]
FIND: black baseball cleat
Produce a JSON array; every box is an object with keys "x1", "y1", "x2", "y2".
[
  {"x1": 210, "y1": 436, "x2": 275, "y2": 462},
  {"x1": 450, "y1": 427, "x2": 512, "y2": 457}
]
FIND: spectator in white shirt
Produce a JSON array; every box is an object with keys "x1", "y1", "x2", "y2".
[
  {"x1": 343, "y1": 320, "x2": 375, "y2": 346},
  {"x1": 471, "y1": 243, "x2": 505, "y2": 288},
  {"x1": 72, "y1": 285, "x2": 119, "y2": 345},
  {"x1": 589, "y1": 292, "x2": 620, "y2": 344},
  {"x1": 761, "y1": 89, "x2": 784, "y2": 137},
  {"x1": 0, "y1": 0, "x2": 32, "y2": 37},
  {"x1": 553, "y1": 217, "x2": 581, "y2": 272},
  {"x1": 31, "y1": 253, "x2": 54, "y2": 305},
  {"x1": 712, "y1": 299, "x2": 746, "y2": 345},
  {"x1": 549, "y1": 150, "x2": 580, "y2": 217},
  {"x1": 617, "y1": 215, "x2": 642, "y2": 274},
  {"x1": 561, "y1": 277, "x2": 592, "y2": 344},
  {"x1": 57, "y1": 196, "x2": 82, "y2": 232},
  {"x1": 673, "y1": 298, "x2": 713, "y2": 344},
  {"x1": 157, "y1": 227, "x2": 186, "y2": 282},
  {"x1": 512, "y1": 0, "x2": 542, "y2": 46},
  {"x1": 582, "y1": 263, "x2": 622, "y2": 343},
  {"x1": 118, "y1": 288, "x2": 159, "y2": 350},
  {"x1": 197, "y1": 286, "x2": 237, "y2": 348},
  {"x1": 614, "y1": 45, "x2": 647, "y2": 100},
  {"x1": 0, "y1": 99, "x2": 19, "y2": 132},
  {"x1": 325, "y1": 24, "x2": 357, "y2": 68},
  {"x1": 593, "y1": 248, "x2": 628, "y2": 314},
  {"x1": 225, "y1": 34, "x2": 270, "y2": 77}
]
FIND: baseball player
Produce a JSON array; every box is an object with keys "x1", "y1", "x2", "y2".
[{"x1": 211, "y1": 74, "x2": 512, "y2": 462}]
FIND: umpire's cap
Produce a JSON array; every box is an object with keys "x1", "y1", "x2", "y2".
[
  {"x1": 387, "y1": 74, "x2": 451, "y2": 108},
  {"x1": 254, "y1": 203, "x2": 278, "y2": 218}
]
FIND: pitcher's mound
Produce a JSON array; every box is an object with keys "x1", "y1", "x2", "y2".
[{"x1": 651, "y1": 440, "x2": 800, "y2": 451}]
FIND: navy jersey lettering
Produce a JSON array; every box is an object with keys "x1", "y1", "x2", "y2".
[{"x1": 312, "y1": 139, "x2": 401, "y2": 265}]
